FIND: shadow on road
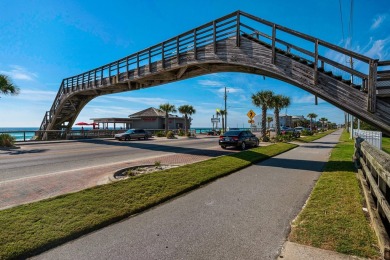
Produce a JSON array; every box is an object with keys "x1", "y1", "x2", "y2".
[
  {"x1": 76, "y1": 138, "x2": 238, "y2": 158},
  {"x1": 1, "y1": 149, "x2": 49, "y2": 155}
]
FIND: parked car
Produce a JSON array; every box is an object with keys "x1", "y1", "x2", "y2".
[
  {"x1": 114, "y1": 129, "x2": 151, "y2": 141},
  {"x1": 219, "y1": 130, "x2": 259, "y2": 150},
  {"x1": 280, "y1": 127, "x2": 301, "y2": 138},
  {"x1": 294, "y1": 126, "x2": 305, "y2": 133}
]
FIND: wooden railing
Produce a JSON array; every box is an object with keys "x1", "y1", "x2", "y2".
[
  {"x1": 355, "y1": 137, "x2": 390, "y2": 259},
  {"x1": 41, "y1": 10, "x2": 386, "y2": 131}
]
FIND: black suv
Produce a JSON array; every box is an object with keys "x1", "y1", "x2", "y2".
[
  {"x1": 114, "y1": 129, "x2": 151, "y2": 141},
  {"x1": 219, "y1": 130, "x2": 259, "y2": 150}
]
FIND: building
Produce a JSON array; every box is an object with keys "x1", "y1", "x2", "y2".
[{"x1": 91, "y1": 107, "x2": 187, "y2": 130}]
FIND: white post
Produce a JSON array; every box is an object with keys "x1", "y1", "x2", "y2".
[{"x1": 350, "y1": 115, "x2": 354, "y2": 139}]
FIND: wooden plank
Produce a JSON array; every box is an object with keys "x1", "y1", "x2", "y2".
[{"x1": 318, "y1": 55, "x2": 367, "y2": 79}]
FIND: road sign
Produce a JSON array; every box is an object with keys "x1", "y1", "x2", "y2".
[
  {"x1": 247, "y1": 110, "x2": 256, "y2": 119},
  {"x1": 211, "y1": 118, "x2": 220, "y2": 123},
  {"x1": 248, "y1": 120, "x2": 254, "y2": 123}
]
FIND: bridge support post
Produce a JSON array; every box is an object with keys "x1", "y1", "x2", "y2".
[
  {"x1": 368, "y1": 59, "x2": 378, "y2": 113},
  {"x1": 314, "y1": 40, "x2": 318, "y2": 85},
  {"x1": 236, "y1": 11, "x2": 240, "y2": 47},
  {"x1": 271, "y1": 24, "x2": 276, "y2": 64}
]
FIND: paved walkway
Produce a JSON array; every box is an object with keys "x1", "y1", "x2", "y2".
[{"x1": 33, "y1": 130, "x2": 345, "y2": 259}]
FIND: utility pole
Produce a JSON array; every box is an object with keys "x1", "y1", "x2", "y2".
[{"x1": 224, "y1": 86, "x2": 227, "y2": 132}]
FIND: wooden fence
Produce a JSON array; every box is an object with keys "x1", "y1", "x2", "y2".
[{"x1": 355, "y1": 137, "x2": 390, "y2": 259}]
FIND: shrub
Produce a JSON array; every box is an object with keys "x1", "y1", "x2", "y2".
[
  {"x1": 301, "y1": 129, "x2": 313, "y2": 136},
  {"x1": 178, "y1": 130, "x2": 185, "y2": 136},
  {"x1": 275, "y1": 133, "x2": 295, "y2": 142},
  {"x1": 0, "y1": 133, "x2": 15, "y2": 147},
  {"x1": 155, "y1": 131, "x2": 165, "y2": 137},
  {"x1": 166, "y1": 131, "x2": 175, "y2": 139},
  {"x1": 262, "y1": 135, "x2": 270, "y2": 142},
  {"x1": 186, "y1": 132, "x2": 192, "y2": 137}
]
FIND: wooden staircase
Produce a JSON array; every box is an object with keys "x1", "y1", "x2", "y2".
[{"x1": 39, "y1": 10, "x2": 390, "y2": 139}]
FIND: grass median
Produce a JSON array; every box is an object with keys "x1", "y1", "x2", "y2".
[
  {"x1": 289, "y1": 131, "x2": 380, "y2": 258},
  {"x1": 383, "y1": 136, "x2": 390, "y2": 154},
  {"x1": 296, "y1": 129, "x2": 336, "y2": 143},
  {"x1": 0, "y1": 142, "x2": 296, "y2": 260}
]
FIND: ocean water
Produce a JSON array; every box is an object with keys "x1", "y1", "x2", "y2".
[
  {"x1": 0, "y1": 127, "x2": 250, "y2": 141},
  {"x1": 0, "y1": 127, "x2": 39, "y2": 141}
]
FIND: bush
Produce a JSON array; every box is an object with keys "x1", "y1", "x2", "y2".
[
  {"x1": 301, "y1": 129, "x2": 313, "y2": 136},
  {"x1": 178, "y1": 130, "x2": 185, "y2": 136},
  {"x1": 262, "y1": 135, "x2": 270, "y2": 142},
  {"x1": 0, "y1": 133, "x2": 16, "y2": 147},
  {"x1": 186, "y1": 132, "x2": 192, "y2": 137},
  {"x1": 155, "y1": 131, "x2": 165, "y2": 137},
  {"x1": 274, "y1": 133, "x2": 295, "y2": 142},
  {"x1": 166, "y1": 131, "x2": 175, "y2": 139}
]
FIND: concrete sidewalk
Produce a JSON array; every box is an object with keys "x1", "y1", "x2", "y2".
[{"x1": 32, "y1": 130, "x2": 353, "y2": 259}]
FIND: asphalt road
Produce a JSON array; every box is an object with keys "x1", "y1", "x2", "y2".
[
  {"x1": 32, "y1": 130, "x2": 342, "y2": 260},
  {"x1": 0, "y1": 137, "x2": 222, "y2": 183}
]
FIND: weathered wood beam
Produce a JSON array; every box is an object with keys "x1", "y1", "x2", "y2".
[
  {"x1": 177, "y1": 66, "x2": 188, "y2": 79},
  {"x1": 196, "y1": 64, "x2": 211, "y2": 71},
  {"x1": 368, "y1": 60, "x2": 378, "y2": 113}
]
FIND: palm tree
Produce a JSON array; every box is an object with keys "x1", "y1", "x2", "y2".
[
  {"x1": 178, "y1": 105, "x2": 196, "y2": 134},
  {"x1": 320, "y1": 117, "x2": 328, "y2": 131},
  {"x1": 252, "y1": 90, "x2": 274, "y2": 141},
  {"x1": 159, "y1": 103, "x2": 177, "y2": 134},
  {"x1": 0, "y1": 74, "x2": 19, "y2": 97},
  {"x1": 219, "y1": 109, "x2": 227, "y2": 132},
  {"x1": 272, "y1": 94, "x2": 291, "y2": 135},
  {"x1": 267, "y1": 116, "x2": 273, "y2": 129},
  {"x1": 307, "y1": 113, "x2": 318, "y2": 131}
]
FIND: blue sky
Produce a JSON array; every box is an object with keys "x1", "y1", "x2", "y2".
[{"x1": 0, "y1": 0, "x2": 389, "y2": 128}]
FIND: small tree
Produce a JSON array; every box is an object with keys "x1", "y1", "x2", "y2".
[
  {"x1": 178, "y1": 105, "x2": 196, "y2": 135},
  {"x1": 252, "y1": 90, "x2": 274, "y2": 141},
  {"x1": 320, "y1": 117, "x2": 328, "y2": 131},
  {"x1": 159, "y1": 103, "x2": 177, "y2": 134},
  {"x1": 272, "y1": 94, "x2": 290, "y2": 135},
  {"x1": 307, "y1": 113, "x2": 318, "y2": 131},
  {"x1": 219, "y1": 109, "x2": 227, "y2": 132}
]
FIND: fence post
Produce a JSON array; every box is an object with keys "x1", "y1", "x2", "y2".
[
  {"x1": 368, "y1": 59, "x2": 378, "y2": 113},
  {"x1": 236, "y1": 11, "x2": 240, "y2": 47},
  {"x1": 271, "y1": 24, "x2": 276, "y2": 64}
]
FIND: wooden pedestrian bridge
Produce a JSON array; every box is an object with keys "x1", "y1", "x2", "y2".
[{"x1": 39, "y1": 11, "x2": 390, "y2": 139}]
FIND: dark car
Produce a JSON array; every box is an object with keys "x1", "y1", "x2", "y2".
[
  {"x1": 280, "y1": 127, "x2": 300, "y2": 138},
  {"x1": 114, "y1": 129, "x2": 151, "y2": 141},
  {"x1": 219, "y1": 130, "x2": 259, "y2": 150}
]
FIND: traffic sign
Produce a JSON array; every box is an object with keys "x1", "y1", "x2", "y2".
[
  {"x1": 247, "y1": 109, "x2": 256, "y2": 119},
  {"x1": 211, "y1": 118, "x2": 220, "y2": 123}
]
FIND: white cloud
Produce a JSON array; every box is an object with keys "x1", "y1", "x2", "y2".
[
  {"x1": 363, "y1": 37, "x2": 390, "y2": 60},
  {"x1": 14, "y1": 89, "x2": 57, "y2": 101},
  {"x1": 198, "y1": 80, "x2": 224, "y2": 87},
  {"x1": 107, "y1": 96, "x2": 187, "y2": 107},
  {"x1": 371, "y1": 14, "x2": 387, "y2": 30},
  {"x1": 217, "y1": 87, "x2": 243, "y2": 94},
  {"x1": 0, "y1": 65, "x2": 38, "y2": 81}
]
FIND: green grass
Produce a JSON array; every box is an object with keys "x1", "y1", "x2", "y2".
[
  {"x1": 383, "y1": 136, "x2": 390, "y2": 154},
  {"x1": 289, "y1": 131, "x2": 380, "y2": 258},
  {"x1": 296, "y1": 129, "x2": 336, "y2": 143},
  {"x1": 0, "y1": 142, "x2": 296, "y2": 260}
]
